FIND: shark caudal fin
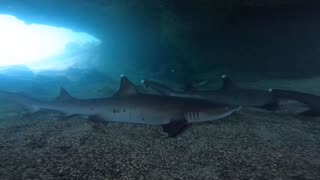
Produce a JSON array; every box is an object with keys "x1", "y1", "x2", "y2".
[
  {"x1": 221, "y1": 75, "x2": 238, "y2": 91},
  {"x1": 141, "y1": 80, "x2": 175, "y2": 96},
  {"x1": 113, "y1": 75, "x2": 140, "y2": 97}
]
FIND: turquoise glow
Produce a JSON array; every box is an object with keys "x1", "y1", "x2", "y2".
[{"x1": 0, "y1": 14, "x2": 100, "y2": 70}]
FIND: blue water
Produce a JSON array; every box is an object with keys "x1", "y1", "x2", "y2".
[{"x1": 1, "y1": 1, "x2": 320, "y2": 179}]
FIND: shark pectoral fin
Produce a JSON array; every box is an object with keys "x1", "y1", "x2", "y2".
[
  {"x1": 162, "y1": 119, "x2": 188, "y2": 137},
  {"x1": 299, "y1": 110, "x2": 320, "y2": 117}
]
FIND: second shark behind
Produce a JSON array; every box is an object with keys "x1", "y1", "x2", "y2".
[
  {"x1": 271, "y1": 89, "x2": 320, "y2": 116},
  {"x1": 142, "y1": 75, "x2": 278, "y2": 111}
]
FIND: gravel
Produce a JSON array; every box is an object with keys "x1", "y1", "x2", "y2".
[{"x1": 0, "y1": 107, "x2": 320, "y2": 179}]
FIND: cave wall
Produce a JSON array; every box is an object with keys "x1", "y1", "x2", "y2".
[{"x1": 1, "y1": 0, "x2": 320, "y2": 80}]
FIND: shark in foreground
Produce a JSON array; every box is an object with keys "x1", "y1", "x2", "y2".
[
  {"x1": 271, "y1": 89, "x2": 320, "y2": 116},
  {"x1": 142, "y1": 75, "x2": 278, "y2": 111},
  {"x1": 0, "y1": 75, "x2": 240, "y2": 137}
]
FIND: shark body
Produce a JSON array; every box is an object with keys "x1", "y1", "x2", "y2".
[
  {"x1": 0, "y1": 75, "x2": 240, "y2": 136},
  {"x1": 142, "y1": 75, "x2": 278, "y2": 111},
  {"x1": 271, "y1": 89, "x2": 320, "y2": 116}
]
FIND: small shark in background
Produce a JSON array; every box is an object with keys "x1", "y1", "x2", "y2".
[
  {"x1": 0, "y1": 75, "x2": 240, "y2": 137},
  {"x1": 142, "y1": 75, "x2": 278, "y2": 111},
  {"x1": 271, "y1": 89, "x2": 320, "y2": 116}
]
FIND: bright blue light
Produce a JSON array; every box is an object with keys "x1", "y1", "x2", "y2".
[{"x1": 0, "y1": 14, "x2": 101, "y2": 70}]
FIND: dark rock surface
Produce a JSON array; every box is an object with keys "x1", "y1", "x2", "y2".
[
  {"x1": 1, "y1": 0, "x2": 320, "y2": 78},
  {"x1": 0, "y1": 108, "x2": 319, "y2": 179}
]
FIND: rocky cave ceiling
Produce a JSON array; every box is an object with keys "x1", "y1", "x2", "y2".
[
  {"x1": 1, "y1": 0, "x2": 320, "y2": 77},
  {"x1": 1, "y1": 0, "x2": 318, "y2": 37}
]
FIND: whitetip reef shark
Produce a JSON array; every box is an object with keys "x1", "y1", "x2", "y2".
[
  {"x1": 271, "y1": 89, "x2": 320, "y2": 116},
  {"x1": 0, "y1": 75, "x2": 240, "y2": 137},
  {"x1": 142, "y1": 75, "x2": 278, "y2": 111}
]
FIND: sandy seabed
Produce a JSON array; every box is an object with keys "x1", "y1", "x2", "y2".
[{"x1": 0, "y1": 106, "x2": 319, "y2": 179}]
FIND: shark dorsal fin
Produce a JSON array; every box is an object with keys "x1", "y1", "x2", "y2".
[
  {"x1": 56, "y1": 88, "x2": 74, "y2": 101},
  {"x1": 221, "y1": 75, "x2": 238, "y2": 90},
  {"x1": 113, "y1": 75, "x2": 139, "y2": 97}
]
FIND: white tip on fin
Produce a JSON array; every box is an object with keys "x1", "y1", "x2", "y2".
[
  {"x1": 222, "y1": 74, "x2": 227, "y2": 79},
  {"x1": 268, "y1": 89, "x2": 273, "y2": 92},
  {"x1": 141, "y1": 80, "x2": 145, "y2": 84},
  {"x1": 120, "y1": 74, "x2": 125, "y2": 77}
]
